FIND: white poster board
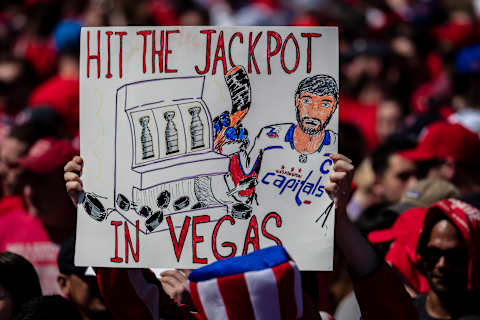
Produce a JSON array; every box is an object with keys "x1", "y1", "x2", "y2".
[{"x1": 77, "y1": 26, "x2": 338, "y2": 270}]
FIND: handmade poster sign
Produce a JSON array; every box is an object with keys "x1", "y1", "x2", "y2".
[{"x1": 77, "y1": 26, "x2": 339, "y2": 270}]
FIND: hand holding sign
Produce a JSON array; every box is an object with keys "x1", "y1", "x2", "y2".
[
  {"x1": 64, "y1": 156, "x2": 84, "y2": 207},
  {"x1": 159, "y1": 269, "x2": 192, "y2": 306},
  {"x1": 325, "y1": 153, "x2": 354, "y2": 214}
]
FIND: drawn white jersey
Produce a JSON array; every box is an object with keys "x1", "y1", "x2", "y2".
[{"x1": 241, "y1": 123, "x2": 337, "y2": 209}]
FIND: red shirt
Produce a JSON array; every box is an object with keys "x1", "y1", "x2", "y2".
[
  {"x1": 0, "y1": 195, "x2": 25, "y2": 217},
  {"x1": 0, "y1": 208, "x2": 61, "y2": 295}
]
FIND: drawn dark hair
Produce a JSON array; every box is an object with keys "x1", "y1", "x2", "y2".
[
  {"x1": 295, "y1": 74, "x2": 339, "y2": 105},
  {"x1": 0, "y1": 252, "x2": 42, "y2": 315}
]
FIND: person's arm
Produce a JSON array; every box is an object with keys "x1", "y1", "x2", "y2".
[
  {"x1": 326, "y1": 154, "x2": 418, "y2": 320},
  {"x1": 159, "y1": 269, "x2": 193, "y2": 307},
  {"x1": 64, "y1": 158, "x2": 195, "y2": 320},
  {"x1": 95, "y1": 268, "x2": 196, "y2": 320},
  {"x1": 325, "y1": 154, "x2": 379, "y2": 277}
]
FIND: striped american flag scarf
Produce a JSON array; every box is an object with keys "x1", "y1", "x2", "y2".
[{"x1": 187, "y1": 245, "x2": 303, "y2": 320}]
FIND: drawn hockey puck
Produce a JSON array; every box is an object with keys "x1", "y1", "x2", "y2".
[
  {"x1": 191, "y1": 201, "x2": 207, "y2": 209},
  {"x1": 139, "y1": 205, "x2": 152, "y2": 217},
  {"x1": 231, "y1": 203, "x2": 252, "y2": 219},
  {"x1": 84, "y1": 194, "x2": 107, "y2": 222},
  {"x1": 146, "y1": 211, "x2": 164, "y2": 232},
  {"x1": 157, "y1": 190, "x2": 171, "y2": 208},
  {"x1": 116, "y1": 194, "x2": 130, "y2": 211},
  {"x1": 173, "y1": 196, "x2": 190, "y2": 211}
]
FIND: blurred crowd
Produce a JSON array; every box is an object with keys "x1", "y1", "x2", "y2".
[{"x1": 1, "y1": 0, "x2": 480, "y2": 319}]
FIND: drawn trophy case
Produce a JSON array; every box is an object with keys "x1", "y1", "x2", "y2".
[{"x1": 114, "y1": 76, "x2": 229, "y2": 233}]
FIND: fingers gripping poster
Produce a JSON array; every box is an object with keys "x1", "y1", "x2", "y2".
[{"x1": 77, "y1": 26, "x2": 338, "y2": 270}]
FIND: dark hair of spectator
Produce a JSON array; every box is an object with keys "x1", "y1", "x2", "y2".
[
  {"x1": 462, "y1": 75, "x2": 480, "y2": 109},
  {"x1": 0, "y1": 56, "x2": 38, "y2": 114},
  {"x1": 176, "y1": 0, "x2": 210, "y2": 24},
  {"x1": 0, "y1": 252, "x2": 42, "y2": 315},
  {"x1": 355, "y1": 202, "x2": 396, "y2": 257},
  {"x1": 339, "y1": 123, "x2": 367, "y2": 167},
  {"x1": 7, "y1": 122, "x2": 59, "y2": 151},
  {"x1": 13, "y1": 295, "x2": 82, "y2": 320},
  {"x1": 370, "y1": 137, "x2": 416, "y2": 177}
]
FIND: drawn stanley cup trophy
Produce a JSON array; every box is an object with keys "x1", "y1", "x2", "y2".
[
  {"x1": 189, "y1": 106, "x2": 205, "y2": 149},
  {"x1": 139, "y1": 116, "x2": 155, "y2": 159},
  {"x1": 164, "y1": 111, "x2": 179, "y2": 154}
]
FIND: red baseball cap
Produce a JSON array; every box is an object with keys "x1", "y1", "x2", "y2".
[
  {"x1": 19, "y1": 138, "x2": 78, "y2": 174},
  {"x1": 368, "y1": 207, "x2": 430, "y2": 294},
  {"x1": 398, "y1": 122, "x2": 480, "y2": 165},
  {"x1": 29, "y1": 76, "x2": 79, "y2": 138},
  {"x1": 368, "y1": 207, "x2": 427, "y2": 244}
]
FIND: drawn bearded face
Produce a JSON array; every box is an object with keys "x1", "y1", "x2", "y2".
[{"x1": 296, "y1": 92, "x2": 336, "y2": 136}]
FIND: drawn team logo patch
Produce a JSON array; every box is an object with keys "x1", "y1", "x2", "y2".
[{"x1": 266, "y1": 126, "x2": 279, "y2": 138}]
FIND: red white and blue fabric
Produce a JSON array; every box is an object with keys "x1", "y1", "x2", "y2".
[{"x1": 187, "y1": 246, "x2": 303, "y2": 320}]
